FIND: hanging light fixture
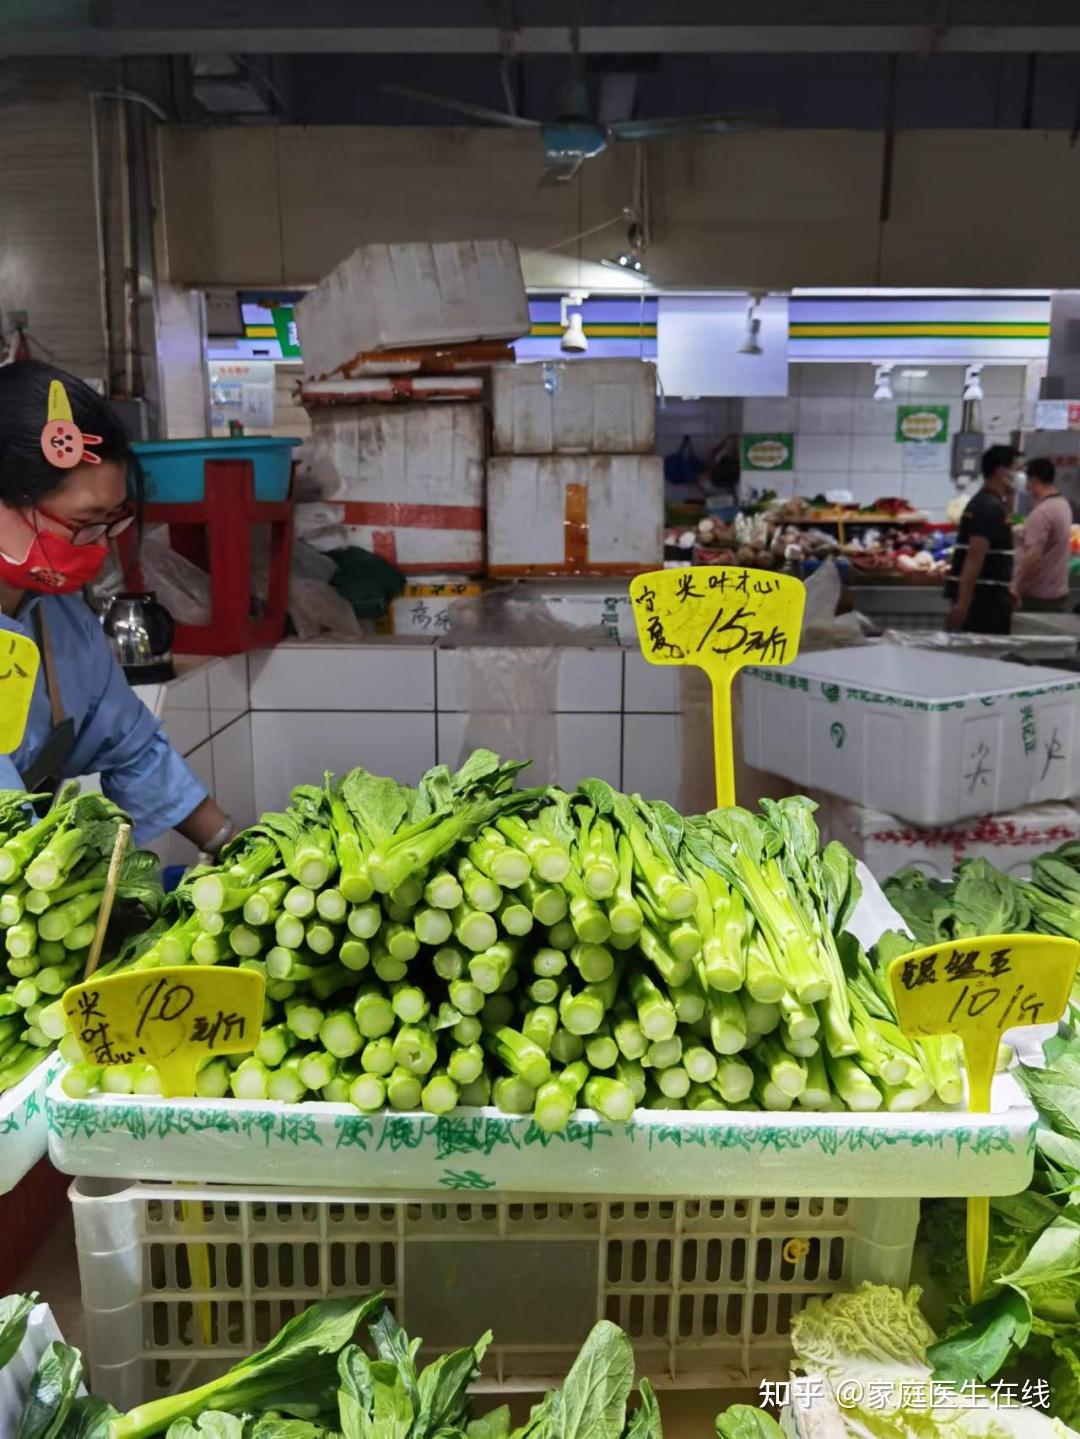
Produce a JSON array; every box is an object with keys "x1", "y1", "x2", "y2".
[
  {"x1": 963, "y1": 364, "x2": 984, "y2": 401},
  {"x1": 873, "y1": 364, "x2": 894, "y2": 402},
  {"x1": 739, "y1": 292, "x2": 765, "y2": 356},
  {"x1": 600, "y1": 221, "x2": 650, "y2": 282},
  {"x1": 560, "y1": 291, "x2": 589, "y2": 353}
]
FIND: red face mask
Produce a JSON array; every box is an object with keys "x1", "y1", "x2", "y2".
[{"x1": 0, "y1": 511, "x2": 110, "y2": 594}]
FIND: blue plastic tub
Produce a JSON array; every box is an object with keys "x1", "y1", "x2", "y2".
[{"x1": 132, "y1": 438, "x2": 301, "y2": 503}]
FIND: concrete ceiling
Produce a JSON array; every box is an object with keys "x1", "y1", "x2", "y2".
[{"x1": 7, "y1": 1, "x2": 1080, "y2": 55}]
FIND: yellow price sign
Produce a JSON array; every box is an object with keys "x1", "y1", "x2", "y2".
[
  {"x1": 889, "y1": 932, "x2": 1079, "y2": 1302},
  {"x1": 628, "y1": 566, "x2": 806, "y2": 806},
  {"x1": 0, "y1": 631, "x2": 40, "y2": 754},
  {"x1": 64, "y1": 966, "x2": 265, "y2": 1097}
]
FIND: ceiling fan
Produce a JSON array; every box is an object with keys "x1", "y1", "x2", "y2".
[{"x1": 381, "y1": 53, "x2": 774, "y2": 184}]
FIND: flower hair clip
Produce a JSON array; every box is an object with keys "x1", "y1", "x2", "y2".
[{"x1": 40, "y1": 379, "x2": 102, "y2": 470}]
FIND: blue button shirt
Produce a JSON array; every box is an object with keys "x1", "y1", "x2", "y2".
[{"x1": 0, "y1": 593, "x2": 207, "y2": 844}]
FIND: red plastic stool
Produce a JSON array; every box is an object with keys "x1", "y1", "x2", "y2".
[{"x1": 122, "y1": 458, "x2": 294, "y2": 656}]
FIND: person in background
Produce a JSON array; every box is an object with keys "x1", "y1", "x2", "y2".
[
  {"x1": 0, "y1": 359, "x2": 234, "y2": 853},
  {"x1": 1011, "y1": 457, "x2": 1072, "y2": 613},
  {"x1": 945, "y1": 444, "x2": 1018, "y2": 635}
]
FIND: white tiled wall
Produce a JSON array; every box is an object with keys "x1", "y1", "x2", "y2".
[
  {"x1": 744, "y1": 363, "x2": 1028, "y2": 516},
  {"x1": 143, "y1": 642, "x2": 698, "y2": 863}
]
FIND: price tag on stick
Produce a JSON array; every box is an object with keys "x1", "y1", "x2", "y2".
[
  {"x1": 64, "y1": 966, "x2": 266, "y2": 1097},
  {"x1": 628, "y1": 567, "x2": 806, "y2": 807},
  {"x1": 889, "y1": 932, "x2": 1079, "y2": 1303},
  {"x1": 0, "y1": 631, "x2": 39, "y2": 754}
]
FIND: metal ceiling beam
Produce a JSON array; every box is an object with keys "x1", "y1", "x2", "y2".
[{"x1": 7, "y1": 24, "x2": 1080, "y2": 55}]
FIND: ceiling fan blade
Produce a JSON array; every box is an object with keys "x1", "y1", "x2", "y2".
[
  {"x1": 610, "y1": 111, "x2": 778, "y2": 142},
  {"x1": 379, "y1": 83, "x2": 539, "y2": 129},
  {"x1": 538, "y1": 151, "x2": 588, "y2": 185}
]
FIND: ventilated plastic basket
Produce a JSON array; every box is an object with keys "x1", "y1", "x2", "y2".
[{"x1": 71, "y1": 1178, "x2": 918, "y2": 1409}]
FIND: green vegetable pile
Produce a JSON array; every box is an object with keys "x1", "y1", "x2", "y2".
[
  {"x1": 44, "y1": 751, "x2": 960, "y2": 1123},
  {"x1": 886, "y1": 849, "x2": 1080, "y2": 949},
  {"x1": 0, "y1": 1290, "x2": 660, "y2": 1439},
  {"x1": 0, "y1": 787, "x2": 162, "y2": 1097}
]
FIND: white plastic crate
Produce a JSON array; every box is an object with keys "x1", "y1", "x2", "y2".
[
  {"x1": 0, "y1": 1054, "x2": 62, "y2": 1196},
  {"x1": 491, "y1": 360, "x2": 657, "y2": 455},
  {"x1": 70, "y1": 1178, "x2": 918, "y2": 1407},
  {"x1": 742, "y1": 643, "x2": 1080, "y2": 827},
  {"x1": 815, "y1": 794, "x2": 1080, "y2": 883}
]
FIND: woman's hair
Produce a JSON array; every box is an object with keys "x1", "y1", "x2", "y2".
[{"x1": 0, "y1": 359, "x2": 133, "y2": 508}]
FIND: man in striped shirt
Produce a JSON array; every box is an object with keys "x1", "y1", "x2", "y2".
[{"x1": 945, "y1": 445, "x2": 1017, "y2": 635}]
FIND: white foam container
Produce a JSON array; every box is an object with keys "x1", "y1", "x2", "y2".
[
  {"x1": 487, "y1": 455, "x2": 663, "y2": 576},
  {"x1": 817, "y1": 794, "x2": 1080, "y2": 883},
  {"x1": 742, "y1": 643, "x2": 1080, "y2": 827},
  {"x1": 0, "y1": 1054, "x2": 62, "y2": 1196},
  {"x1": 69, "y1": 1181, "x2": 918, "y2": 1406},
  {"x1": 492, "y1": 359, "x2": 657, "y2": 455},
  {"x1": 304, "y1": 402, "x2": 485, "y2": 574},
  {"x1": 295, "y1": 239, "x2": 529, "y2": 378},
  {"x1": 45, "y1": 1079, "x2": 1035, "y2": 1198}
]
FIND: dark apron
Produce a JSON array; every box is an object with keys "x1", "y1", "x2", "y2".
[{"x1": 18, "y1": 608, "x2": 76, "y2": 795}]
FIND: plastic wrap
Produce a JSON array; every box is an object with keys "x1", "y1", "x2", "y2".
[{"x1": 445, "y1": 591, "x2": 613, "y2": 785}]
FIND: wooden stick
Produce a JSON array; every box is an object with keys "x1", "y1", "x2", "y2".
[{"x1": 83, "y1": 823, "x2": 131, "y2": 979}]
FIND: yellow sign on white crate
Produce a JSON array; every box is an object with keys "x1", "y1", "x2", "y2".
[
  {"x1": 889, "y1": 932, "x2": 1079, "y2": 1302},
  {"x1": 64, "y1": 966, "x2": 265, "y2": 1097},
  {"x1": 628, "y1": 566, "x2": 806, "y2": 806}
]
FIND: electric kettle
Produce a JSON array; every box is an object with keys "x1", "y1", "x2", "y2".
[{"x1": 101, "y1": 590, "x2": 175, "y2": 684}]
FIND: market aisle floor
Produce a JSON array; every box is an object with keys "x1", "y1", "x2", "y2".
[{"x1": 16, "y1": 1211, "x2": 736, "y2": 1436}]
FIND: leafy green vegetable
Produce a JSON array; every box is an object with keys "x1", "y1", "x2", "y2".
[
  {"x1": 928, "y1": 1290, "x2": 1033, "y2": 1384},
  {"x1": 0, "y1": 1291, "x2": 38, "y2": 1371},
  {"x1": 164, "y1": 1415, "x2": 246, "y2": 1439},
  {"x1": 15, "y1": 1339, "x2": 83, "y2": 1439},
  {"x1": 714, "y1": 1404, "x2": 785, "y2": 1439},
  {"x1": 115, "y1": 1296, "x2": 382, "y2": 1438}
]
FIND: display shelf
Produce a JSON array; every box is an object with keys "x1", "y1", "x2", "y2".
[
  {"x1": 45, "y1": 1074, "x2": 1035, "y2": 1197},
  {"x1": 778, "y1": 510, "x2": 929, "y2": 544},
  {"x1": 1, "y1": 1055, "x2": 62, "y2": 1196}
]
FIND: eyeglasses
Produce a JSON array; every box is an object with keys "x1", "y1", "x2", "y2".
[{"x1": 34, "y1": 503, "x2": 135, "y2": 547}]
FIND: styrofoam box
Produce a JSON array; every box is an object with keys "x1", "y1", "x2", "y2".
[
  {"x1": 0, "y1": 1054, "x2": 62, "y2": 1195},
  {"x1": 487, "y1": 455, "x2": 663, "y2": 574},
  {"x1": 492, "y1": 359, "x2": 657, "y2": 455},
  {"x1": 742, "y1": 643, "x2": 1080, "y2": 827},
  {"x1": 295, "y1": 239, "x2": 529, "y2": 378},
  {"x1": 817, "y1": 793, "x2": 1080, "y2": 883},
  {"x1": 306, "y1": 403, "x2": 485, "y2": 573},
  {"x1": 70, "y1": 1181, "x2": 918, "y2": 1405}
]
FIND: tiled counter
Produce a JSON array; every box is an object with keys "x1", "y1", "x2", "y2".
[{"x1": 145, "y1": 641, "x2": 691, "y2": 855}]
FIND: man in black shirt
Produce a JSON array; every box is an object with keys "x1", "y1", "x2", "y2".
[{"x1": 945, "y1": 444, "x2": 1017, "y2": 634}]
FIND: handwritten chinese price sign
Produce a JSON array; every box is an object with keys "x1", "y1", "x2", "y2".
[
  {"x1": 889, "y1": 933, "x2": 1079, "y2": 1303},
  {"x1": 63, "y1": 966, "x2": 265, "y2": 1097},
  {"x1": 628, "y1": 567, "x2": 806, "y2": 807},
  {"x1": 0, "y1": 631, "x2": 39, "y2": 753}
]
